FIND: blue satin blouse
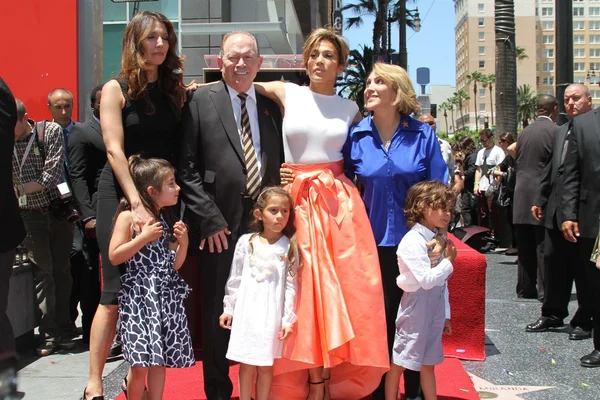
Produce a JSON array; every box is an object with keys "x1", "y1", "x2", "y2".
[{"x1": 343, "y1": 114, "x2": 449, "y2": 247}]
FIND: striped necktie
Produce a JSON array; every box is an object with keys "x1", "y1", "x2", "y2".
[{"x1": 238, "y1": 93, "x2": 260, "y2": 199}]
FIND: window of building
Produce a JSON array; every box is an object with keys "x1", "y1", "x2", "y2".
[
  {"x1": 479, "y1": 88, "x2": 486, "y2": 97},
  {"x1": 542, "y1": 77, "x2": 555, "y2": 86},
  {"x1": 574, "y1": 75, "x2": 586, "y2": 84},
  {"x1": 542, "y1": 62, "x2": 554, "y2": 72},
  {"x1": 479, "y1": 46, "x2": 485, "y2": 55},
  {"x1": 591, "y1": 48, "x2": 600, "y2": 57},
  {"x1": 542, "y1": 7, "x2": 553, "y2": 16},
  {"x1": 478, "y1": 17, "x2": 484, "y2": 27},
  {"x1": 479, "y1": 103, "x2": 485, "y2": 112},
  {"x1": 478, "y1": 3, "x2": 484, "y2": 12},
  {"x1": 479, "y1": 32, "x2": 485, "y2": 41},
  {"x1": 591, "y1": 21, "x2": 600, "y2": 30},
  {"x1": 574, "y1": 7, "x2": 585, "y2": 16},
  {"x1": 574, "y1": 21, "x2": 585, "y2": 30},
  {"x1": 590, "y1": 35, "x2": 600, "y2": 44},
  {"x1": 542, "y1": 48, "x2": 554, "y2": 58},
  {"x1": 574, "y1": 35, "x2": 586, "y2": 44},
  {"x1": 542, "y1": 35, "x2": 554, "y2": 44},
  {"x1": 575, "y1": 48, "x2": 586, "y2": 58},
  {"x1": 542, "y1": 21, "x2": 554, "y2": 31},
  {"x1": 590, "y1": 62, "x2": 600, "y2": 70},
  {"x1": 479, "y1": 60, "x2": 485, "y2": 69},
  {"x1": 574, "y1": 62, "x2": 586, "y2": 71},
  {"x1": 590, "y1": 7, "x2": 600, "y2": 16},
  {"x1": 590, "y1": 90, "x2": 600, "y2": 99}
]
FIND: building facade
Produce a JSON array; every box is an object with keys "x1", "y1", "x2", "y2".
[
  {"x1": 453, "y1": 0, "x2": 537, "y2": 131},
  {"x1": 103, "y1": 0, "x2": 333, "y2": 83},
  {"x1": 537, "y1": 0, "x2": 600, "y2": 99}
]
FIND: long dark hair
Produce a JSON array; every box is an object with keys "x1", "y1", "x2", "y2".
[
  {"x1": 459, "y1": 136, "x2": 477, "y2": 155},
  {"x1": 247, "y1": 187, "x2": 298, "y2": 276},
  {"x1": 114, "y1": 155, "x2": 175, "y2": 220},
  {"x1": 119, "y1": 11, "x2": 186, "y2": 120}
]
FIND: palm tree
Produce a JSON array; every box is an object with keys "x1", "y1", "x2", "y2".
[
  {"x1": 517, "y1": 84, "x2": 537, "y2": 128},
  {"x1": 447, "y1": 97, "x2": 457, "y2": 133},
  {"x1": 516, "y1": 46, "x2": 528, "y2": 61},
  {"x1": 453, "y1": 90, "x2": 470, "y2": 131},
  {"x1": 342, "y1": 0, "x2": 389, "y2": 53},
  {"x1": 466, "y1": 71, "x2": 485, "y2": 131},
  {"x1": 484, "y1": 73, "x2": 496, "y2": 127},
  {"x1": 495, "y1": 0, "x2": 518, "y2": 135},
  {"x1": 439, "y1": 101, "x2": 450, "y2": 134},
  {"x1": 337, "y1": 45, "x2": 374, "y2": 112}
]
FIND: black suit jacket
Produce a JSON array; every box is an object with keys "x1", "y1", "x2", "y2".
[
  {"x1": 179, "y1": 81, "x2": 283, "y2": 240},
  {"x1": 0, "y1": 76, "x2": 26, "y2": 252},
  {"x1": 534, "y1": 121, "x2": 572, "y2": 229},
  {"x1": 562, "y1": 107, "x2": 600, "y2": 239},
  {"x1": 67, "y1": 118, "x2": 107, "y2": 222},
  {"x1": 513, "y1": 116, "x2": 555, "y2": 225}
]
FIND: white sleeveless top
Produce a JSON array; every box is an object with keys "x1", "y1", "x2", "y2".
[{"x1": 282, "y1": 82, "x2": 359, "y2": 164}]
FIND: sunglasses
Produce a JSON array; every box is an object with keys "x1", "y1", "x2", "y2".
[
  {"x1": 480, "y1": 137, "x2": 490, "y2": 143},
  {"x1": 499, "y1": 139, "x2": 507, "y2": 143},
  {"x1": 426, "y1": 121, "x2": 435, "y2": 126}
]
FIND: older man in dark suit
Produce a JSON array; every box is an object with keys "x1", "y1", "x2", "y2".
[
  {"x1": 0, "y1": 76, "x2": 26, "y2": 354},
  {"x1": 179, "y1": 31, "x2": 283, "y2": 400},
  {"x1": 526, "y1": 84, "x2": 593, "y2": 339},
  {"x1": 561, "y1": 104, "x2": 600, "y2": 367},
  {"x1": 67, "y1": 84, "x2": 105, "y2": 344},
  {"x1": 513, "y1": 95, "x2": 558, "y2": 300}
]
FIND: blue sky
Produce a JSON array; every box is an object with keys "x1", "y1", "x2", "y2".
[{"x1": 342, "y1": 0, "x2": 456, "y2": 90}]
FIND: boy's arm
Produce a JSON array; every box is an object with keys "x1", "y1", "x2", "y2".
[{"x1": 398, "y1": 237, "x2": 453, "y2": 290}]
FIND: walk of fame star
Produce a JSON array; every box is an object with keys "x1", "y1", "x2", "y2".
[{"x1": 469, "y1": 373, "x2": 554, "y2": 399}]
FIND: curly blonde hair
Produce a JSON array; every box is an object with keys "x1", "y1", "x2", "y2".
[
  {"x1": 119, "y1": 11, "x2": 186, "y2": 120},
  {"x1": 404, "y1": 181, "x2": 456, "y2": 228}
]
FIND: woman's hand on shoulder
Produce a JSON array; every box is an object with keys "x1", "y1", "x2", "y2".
[{"x1": 138, "y1": 217, "x2": 163, "y2": 245}]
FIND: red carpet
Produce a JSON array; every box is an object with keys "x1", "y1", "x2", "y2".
[
  {"x1": 442, "y1": 233, "x2": 487, "y2": 361},
  {"x1": 115, "y1": 357, "x2": 478, "y2": 400}
]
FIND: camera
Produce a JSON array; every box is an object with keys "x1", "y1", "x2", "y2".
[{"x1": 50, "y1": 197, "x2": 80, "y2": 223}]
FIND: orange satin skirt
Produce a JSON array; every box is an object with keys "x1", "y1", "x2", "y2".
[{"x1": 270, "y1": 160, "x2": 389, "y2": 400}]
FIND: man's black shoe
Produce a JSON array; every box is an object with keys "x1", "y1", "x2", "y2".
[
  {"x1": 106, "y1": 340, "x2": 122, "y2": 361},
  {"x1": 580, "y1": 350, "x2": 600, "y2": 367},
  {"x1": 525, "y1": 317, "x2": 563, "y2": 332},
  {"x1": 569, "y1": 326, "x2": 592, "y2": 340}
]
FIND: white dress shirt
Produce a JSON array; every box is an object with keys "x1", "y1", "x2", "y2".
[
  {"x1": 396, "y1": 223, "x2": 453, "y2": 318},
  {"x1": 226, "y1": 84, "x2": 262, "y2": 176}
]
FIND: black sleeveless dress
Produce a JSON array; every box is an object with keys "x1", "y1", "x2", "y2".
[{"x1": 96, "y1": 78, "x2": 178, "y2": 305}]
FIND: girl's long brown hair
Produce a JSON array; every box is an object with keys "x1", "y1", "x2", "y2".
[
  {"x1": 119, "y1": 11, "x2": 186, "y2": 120},
  {"x1": 247, "y1": 187, "x2": 298, "y2": 276}
]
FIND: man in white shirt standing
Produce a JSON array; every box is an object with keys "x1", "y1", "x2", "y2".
[{"x1": 473, "y1": 128, "x2": 505, "y2": 232}]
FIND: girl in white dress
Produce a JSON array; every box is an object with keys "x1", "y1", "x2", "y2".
[{"x1": 219, "y1": 187, "x2": 299, "y2": 400}]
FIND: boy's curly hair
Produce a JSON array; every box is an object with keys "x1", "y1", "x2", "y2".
[{"x1": 404, "y1": 181, "x2": 456, "y2": 228}]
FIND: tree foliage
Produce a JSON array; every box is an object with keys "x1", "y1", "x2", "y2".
[{"x1": 337, "y1": 45, "x2": 374, "y2": 112}]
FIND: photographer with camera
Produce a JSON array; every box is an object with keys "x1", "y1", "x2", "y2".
[{"x1": 12, "y1": 99, "x2": 75, "y2": 356}]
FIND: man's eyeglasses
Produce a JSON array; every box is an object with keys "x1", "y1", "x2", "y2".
[
  {"x1": 480, "y1": 137, "x2": 489, "y2": 143},
  {"x1": 426, "y1": 121, "x2": 435, "y2": 126}
]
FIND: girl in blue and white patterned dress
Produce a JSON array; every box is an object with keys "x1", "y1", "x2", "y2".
[{"x1": 109, "y1": 155, "x2": 194, "y2": 399}]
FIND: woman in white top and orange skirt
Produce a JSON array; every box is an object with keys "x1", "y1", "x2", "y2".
[{"x1": 255, "y1": 28, "x2": 388, "y2": 400}]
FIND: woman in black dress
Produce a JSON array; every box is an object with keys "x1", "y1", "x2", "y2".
[
  {"x1": 459, "y1": 136, "x2": 478, "y2": 227},
  {"x1": 83, "y1": 11, "x2": 186, "y2": 400}
]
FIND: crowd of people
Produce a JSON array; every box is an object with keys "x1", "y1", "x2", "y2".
[{"x1": 1, "y1": 9, "x2": 599, "y2": 400}]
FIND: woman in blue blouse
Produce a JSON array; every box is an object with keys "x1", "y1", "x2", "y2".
[{"x1": 342, "y1": 62, "x2": 449, "y2": 399}]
